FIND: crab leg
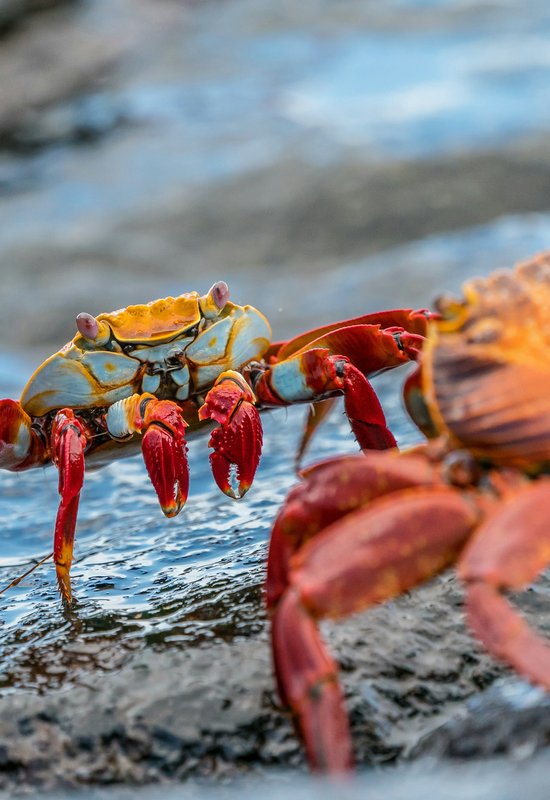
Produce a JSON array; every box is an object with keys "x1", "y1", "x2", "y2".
[
  {"x1": 0, "y1": 399, "x2": 46, "y2": 470},
  {"x1": 294, "y1": 398, "x2": 337, "y2": 470},
  {"x1": 266, "y1": 450, "x2": 441, "y2": 607},
  {"x1": 261, "y1": 321, "x2": 428, "y2": 455},
  {"x1": 459, "y1": 479, "x2": 550, "y2": 690},
  {"x1": 268, "y1": 452, "x2": 477, "y2": 772},
  {"x1": 255, "y1": 346, "x2": 397, "y2": 451},
  {"x1": 267, "y1": 309, "x2": 432, "y2": 363},
  {"x1": 106, "y1": 394, "x2": 189, "y2": 516},
  {"x1": 199, "y1": 371, "x2": 262, "y2": 499},
  {"x1": 51, "y1": 409, "x2": 87, "y2": 603}
]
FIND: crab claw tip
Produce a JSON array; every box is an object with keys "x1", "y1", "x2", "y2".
[
  {"x1": 160, "y1": 499, "x2": 182, "y2": 518},
  {"x1": 210, "y1": 451, "x2": 252, "y2": 500}
]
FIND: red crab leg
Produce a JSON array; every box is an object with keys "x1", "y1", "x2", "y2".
[
  {"x1": 0, "y1": 399, "x2": 46, "y2": 470},
  {"x1": 255, "y1": 346, "x2": 397, "y2": 451},
  {"x1": 459, "y1": 479, "x2": 550, "y2": 690},
  {"x1": 267, "y1": 309, "x2": 432, "y2": 363},
  {"x1": 272, "y1": 486, "x2": 477, "y2": 772},
  {"x1": 51, "y1": 409, "x2": 87, "y2": 603},
  {"x1": 257, "y1": 322, "x2": 429, "y2": 459},
  {"x1": 266, "y1": 449, "x2": 441, "y2": 607},
  {"x1": 294, "y1": 397, "x2": 338, "y2": 470},
  {"x1": 106, "y1": 394, "x2": 189, "y2": 516},
  {"x1": 198, "y1": 371, "x2": 262, "y2": 499}
]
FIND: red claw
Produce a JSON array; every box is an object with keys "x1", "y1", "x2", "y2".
[
  {"x1": 199, "y1": 371, "x2": 263, "y2": 498},
  {"x1": 208, "y1": 401, "x2": 263, "y2": 498},
  {"x1": 141, "y1": 400, "x2": 189, "y2": 517}
]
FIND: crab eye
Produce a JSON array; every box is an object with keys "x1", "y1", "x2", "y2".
[
  {"x1": 211, "y1": 281, "x2": 230, "y2": 310},
  {"x1": 76, "y1": 312, "x2": 99, "y2": 340}
]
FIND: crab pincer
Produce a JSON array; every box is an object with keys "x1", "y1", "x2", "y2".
[
  {"x1": 106, "y1": 393, "x2": 190, "y2": 517},
  {"x1": 140, "y1": 399, "x2": 190, "y2": 517},
  {"x1": 199, "y1": 371, "x2": 262, "y2": 498}
]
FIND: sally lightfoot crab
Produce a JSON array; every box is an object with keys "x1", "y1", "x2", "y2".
[
  {"x1": 267, "y1": 252, "x2": 550, "y2": 772},
  {"x1": 0, "y1": 281, "x2": 429, "y2": 602}
]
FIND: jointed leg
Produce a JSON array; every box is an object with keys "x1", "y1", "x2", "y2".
[
  {"x1": 459, "y1": 479, "x2": 550, "y2": 689},
  {"x1": 253, "y1": 347, "x2": 397, "y2": 453},
  {"x1": 267, "y1": 451, "x2": 477, "y2": 772},
  {"x1": 51, "y1": 409, "x2": 87, "y2": 603}
]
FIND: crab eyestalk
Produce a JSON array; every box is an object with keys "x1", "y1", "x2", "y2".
[
  {"x1": 200, "y1": 281, "x2": 231, "y2": 319},
  {"x1": 75, "y1": 312, "x2": 111, "y2": 345}
]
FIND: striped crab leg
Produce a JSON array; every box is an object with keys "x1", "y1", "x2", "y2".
[{"x1": 256, "y1": 321, "x2": 427, "y2": 457}]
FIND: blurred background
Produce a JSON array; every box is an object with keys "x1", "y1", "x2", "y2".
[{"x1": 1, "y1": 0, "x2": 550, "y2": 795}]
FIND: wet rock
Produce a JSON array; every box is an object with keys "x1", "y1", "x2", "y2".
[
  {"x1": 3, "y1": 570, "x2": 547, "y2": 792},
  {"x1": 0, "y1": 636, "x2": 298, "y2": 791},
  {"x1": 411, "y1": 680, "x2": 550, "y2": 762}
]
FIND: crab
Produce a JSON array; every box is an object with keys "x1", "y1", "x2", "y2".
[
  {"x1": 266, "y1": 251, "x2": 550, "y2": 773},
  {"x1": 0, "y1": 280, "x2": 429, "y2": 602}
]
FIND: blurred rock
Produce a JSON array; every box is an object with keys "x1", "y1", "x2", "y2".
[
  {"x1": 411, "y1": 680, "x2": 550, "y2": 761},
  {"x1": 0, "y1": 11, "x2": 124, "y2": 147},
  {"x1": 0, "y1": 0, "x2": 75, "y2": 35}
]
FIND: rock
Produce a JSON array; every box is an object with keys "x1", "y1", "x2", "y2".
[
  {"x1": 411, "y1": 680, "x2": 550, "y2": 762},
  {"x1": 0, "y1": 0, "x2": 75, "y2": 36}
]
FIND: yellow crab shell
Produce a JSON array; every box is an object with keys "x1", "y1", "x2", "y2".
[
  {"x1": 20, "y1": 287, "x2": 271, "y2": 417},
  {"x1": 417, "y1": 252, "x2": 550, "y2": 471},
  {"x1": 96, "y1": 292, "x2": 204, "y2": 344}
]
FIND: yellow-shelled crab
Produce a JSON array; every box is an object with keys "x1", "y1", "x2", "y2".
[{"x1": 0, "y1": 280, "x2": 428, "y2": 602}]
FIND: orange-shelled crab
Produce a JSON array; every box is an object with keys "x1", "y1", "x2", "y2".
[
  {"x1": 267, "y1": 251, "x2": 550, "y2": 772},
  {"x1": 0, "y1": 281, "x2": 428, "y2": 602}
]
